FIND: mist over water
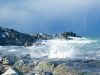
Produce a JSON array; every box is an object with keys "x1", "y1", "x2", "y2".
[{"x1": 0, "y1": 37, "x2": 100, "y2": 60}]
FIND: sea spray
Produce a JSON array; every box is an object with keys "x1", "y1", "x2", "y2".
[
  {"x1": 27, "y1": 37, "x2": 94, "y2": 59},
  {"x1": 0, "y1": 37, "x2": 98, "y2": 60},
  {"x1": 48, "y1": 39, "x2": 77, "y2": 58}
]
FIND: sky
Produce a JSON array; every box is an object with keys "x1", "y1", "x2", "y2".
[{"x1": 0, "y1": 0, "x2": 100, "y2": 36}]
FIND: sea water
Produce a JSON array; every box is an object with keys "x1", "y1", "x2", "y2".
[
  {"x1": 0, "y1": 36, "x2": 100, "y2": 60},
  {"x1": 1, "y1": 37, "x2": 100, "y2": 74}
]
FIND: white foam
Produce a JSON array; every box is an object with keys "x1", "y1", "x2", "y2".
[
  {"x1": 8, "y1": 49, "x2": 19, "y2": 52},
  {"x1": 27, "y1": 37, "x2": 97, "y2": 59},
  {"x1": 0, "y1": 37, "x2": 99, "y2": 59},
  {"x1": 47, "y1": 39, "x2": 78, "y2": 58}
]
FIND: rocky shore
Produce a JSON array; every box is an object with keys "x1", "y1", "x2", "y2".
[
  {"x1": 0, "y1": 54, "x2": 100, "y2": 75},
  {"x1": 2, "y1": 26, "x2": 100, "y2": 75},
  {"x1": 0, "y1": 26, "x2": 81, "y2": 47}
]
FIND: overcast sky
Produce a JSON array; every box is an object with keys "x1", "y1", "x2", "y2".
[{"x1": 0, "y1": 0, "x2": 100, "y2": 36}]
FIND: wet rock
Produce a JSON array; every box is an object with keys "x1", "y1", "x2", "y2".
[
  {"x1": 13, "y1": 60, "x2": 24, "y2": 71},
  {"x1": 0, "y1": 26, "x2": 36, "y2": 46},
  {"x1": 35, "y1": 61, "x2": 54, "y2": 72},
  {"x1": 38, "y1": 33, "x2": 52, "y2": 40},
  {"x1": 60, "y1": 31, "x2": 81, "y2": 39},
  {"x1": 13, "y1": 60, "x2": 36, "y2": 73},
  {"x1": 24, "y1": 42, "x2": 33, "y2": 47},
  {"x1": 0, "y1": 65, "x2": 12, "y2": 74},
  {"x1": 0, "y1": 65, "x2": 4, "y2": 73},
  {"x1": 0, "y1": 71, "x2": 2, "y2": 75},
  {"x1": 2, "y1": 58, "x2": 9, "y2": 65},
  {"x1": 53, "y1": 34, "x2": 59, "y2": 38},
  {"x1": 3, "y1": 65, "x2": 11, "y2": 71},
  {"x1": 31, "y1": 33, "x2": 39, "y2": 39},
  {"x1": 53, "y1": 64, "x2": 78, "y2": 75},
  {"x1": 24, "y1": 54, "x2": 31, "y2": 59},
  {"x1": 2, "y1": 68, "x2": 18, "y2": 75},
  {"x1": 0, "y1": 56, "x2": 2, "y2": 63},
  {"x1": 2, "y1": 55, "x2": 20, "y2": 65},
  {"x1": 0, "y1": 26, "x2": 81, "y2": 46},
  {"x1": 35, "y1": 72, "x2": 53, "y2": 75}
]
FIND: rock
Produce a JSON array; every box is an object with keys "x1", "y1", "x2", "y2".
[
  {"x1": 38, "y1": 33, "x2": 52, "y2": 40},
  {"x1": 0, "y1": 26, "x2": 81, "y2": 46},
  {"x1": 13, "y1": 60, "x2": 24, "y2": 71},
  {"x1": 0, "y1": 71, "x2": 2, "y2": 75},
  {"x1": 60, "y1": 31, "x2": 77, "y2": 38},
  {"x1": 0, "y1": 65, "x2": 4, "y2": 73},
  {"x1": 2, "y1": 55, "x2": 21, "y2": 65},
  {"x1": 35, "y1": 61, "x2": 54, "y2": 72},
  {"x1": 0, "y1": 26, "x2": 36, "y2": 46},
  {"x1": 0, "y1": 57, "x2": 2, "y2": 63},
  {"x1": 2, "y1": 68, "x2": 18, "y2": 75},
  {"x1": 24, "y1": 42, "x2": 28, "y2": 47},
  {"x1": 0, "y1": 65, "x2": 12, "y2": 74},
  {"x1": 24, "y1": 54, "x2": 31, "y2": 59},
  {"x1": 35, "y1": 72, "x2": 53, "y2": 75},
  {"x1": 53, "y1": 34, "x2": 59, "y2": 38},
  {"x1": 3, "y1": 65, "x2": 11, "y2": 71},
  {"x1": 24, "y1": 42, "x2": 32, "y2": 47},
  {"x1": 20, "y1": 64, "x2": 30, "y2": 73},
  {"x1": 31, "y1": 33, "x2": 52, "y2": 40},
  {"x1": 53, "y1": 64, "x2": 78, "y2": 75},
  {"x1": 2, "y1": 58, "x2": 9, "y2": 65},
  {"x1": 13, "y1": 60, "x2": 36, "y2": 73}
]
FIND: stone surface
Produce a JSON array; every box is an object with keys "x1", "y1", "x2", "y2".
[
  {"x1": 13, "y1": 60, "x2": 24, "y2": 72},
  {"x1": 1, "y1": 58, "x2": 100, "y2": 75},
  {"x1": 53, "y1": 64, "x2": 77, "y2": 75},
  {"x1": 0, "y1": 26, "x2": 36, "y2": 46},
  {"x1": 2, "y1": 58, "x2": 9, "y2": 65},
  {"x1": 13, "y1": 60, "x2": 36, "y2": 73},
  {"x1": 35, "y1": 61, "x2": 54, "y2": 72},
  {"x1": 0, "y1": 56, "x2": 2, "y2": 62},
  {"x1": 2, "y1": 68, "x2": 18, "y2": 75},
  {"x1": 35, "y1": 72, "x2": 53, "y2": 75},
  {"x1": 0, "y1": 54, "x2": 21, "y2": 66},
  {"x1": 0, "y1": 26, "x2": 81, "y2": 46}
]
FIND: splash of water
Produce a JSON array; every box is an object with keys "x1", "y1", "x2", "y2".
[
  {"x1": 48, "y1": 39, "x2": 77, "y2": 58},
  {"x1": 0, "y1": 37, "x2": 98, "y2": 59},
  {"x1": 27, "y1": 37, "x2": 94, "y2": 59}
]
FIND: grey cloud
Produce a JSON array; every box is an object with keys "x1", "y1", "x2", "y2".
[{"x1": 0, "y1": 0, "x2": 100, "y2": 35}]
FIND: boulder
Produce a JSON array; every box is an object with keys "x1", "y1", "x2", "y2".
[
  {"x1": 35, "y1": 72, "x2": 53, "y2": 75},
  {"x1": 0, "y1": 65, "x2": 4, "y2": 73},
  {"x1": 60, "y1": 32, "x2": 77, "y2": 38},
  {"x1": 31, "y1": 33, "x2": 39, "y2": 39},
  {"x1": 0, "y1": 57, "x2": 2, "y2": 63},
  {"x1": 53, "y1": 64, "x2": 78, "y2": 75},
  {"x1": 0, "y1": 65, "x2": 12, "y2": 73},
  {"x1": 53, "y1": 34, "x2": 59, "y2": 38},
  {"x1": 13, "y1": 60, "x2": 36, "y2": 73},
  {"x1": 24, "y1": 54, "x2": 31, "y2": 59},
  {"x1": 0, "y1": 26, "x2": 36, "y2": 46},
  {"x1": 0, "y1": 71, "x2": 2, "y2": 75},
  {"x1": 35, "y1": 61, "x2": 54, "y2": 72},
  {"x1": 0, "y1": 26, "x2": 81, "y2": 46},
  {"x1": 1, "y1": 55, "x2": 20, "y2": 65},
  {"x1": 13, "y1": 60, "x2": 24, "y2": 72},
  {"x1": 2, "y1": 68, "x2": 18, "y2": 75},
  {"x1": 24, "y1": 42, "x2": 33, "y2": 47},
  {"x1": 2, "y1": 58, "x2": 9, "y2": 65}
]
